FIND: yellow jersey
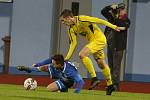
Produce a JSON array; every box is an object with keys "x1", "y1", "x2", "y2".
[{"x1": 65, "y1": 15, "x2": 117, "y2": 60}]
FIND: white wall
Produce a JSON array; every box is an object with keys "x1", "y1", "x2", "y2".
[
  {"x1": 10, "y1": 0, "x2": 54, "y2": 68},
  {"x1": 126, "y1": 1, "x2": 150, "y2": 75}
]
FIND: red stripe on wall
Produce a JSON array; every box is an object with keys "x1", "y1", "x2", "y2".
[{"x1": 0, "y1": 74, "x2": 150, "y2": 94}]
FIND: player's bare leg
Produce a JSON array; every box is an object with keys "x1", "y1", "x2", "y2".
[{"x1": 47, "y1": 82, "x2": 59, "y2": 92}]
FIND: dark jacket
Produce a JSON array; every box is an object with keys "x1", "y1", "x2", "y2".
[{"x1": 101, "y1": 5, "x2": 130, "y2": 51}]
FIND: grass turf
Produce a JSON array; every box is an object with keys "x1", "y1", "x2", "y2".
[{"x1": 0, "y1": 84, "x2": 150, "y2": 100}]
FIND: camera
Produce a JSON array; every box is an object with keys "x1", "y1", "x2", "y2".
[
  {"x1": 112, "y1": 3, "x2": 125, "y2": 14},
  {"x1": 117, "y1": 3, "x2": 125, "y2": 9}
]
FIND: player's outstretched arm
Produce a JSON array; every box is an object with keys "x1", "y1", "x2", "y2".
[
  {"x1": 16, "y1": 65, "x2": 48, "y2": 73},
  {"x1": 115, "y1": 26, "x2": 127, "y2": 32},
  {"x1": 79, "y1": 15, "x2": 118, "y2": 30},
  {"x1": 74, "y1": 74, "x2": 84, "y2": 93},
  {"x1": 16, "y1": 65, "x2": 33, "y2": 73},
  {"x1": 65, "y1": 28, "x2": 77, "y2": 61},
  {"x1": 32, "y1": 58, "x2": 52, "y2": 67}
]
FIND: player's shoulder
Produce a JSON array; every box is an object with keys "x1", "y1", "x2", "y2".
[
  {"x1": 65, "y1": 61, "x2": 75, "y2": 66},
  {"x1": 78, "y1": 15, "x2": 91, "y2": 21},
  {"x1": 78, "y1": 15, "x2": 99, "y2": 23},
  {"x1": 65, "y1": 61, "x2": 78, "y2": 70}
]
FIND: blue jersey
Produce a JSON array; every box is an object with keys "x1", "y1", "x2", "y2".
[{"x1": 34, "y1": 58, "x2": 84, "y2": 93}]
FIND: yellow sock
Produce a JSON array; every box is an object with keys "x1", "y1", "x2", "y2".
[
  {"x1": 101, "y1": 65, "x2": 112, "y2": 86},
  {"x1": 82, "y1": 57, "x2": 96, "y2": 78}
]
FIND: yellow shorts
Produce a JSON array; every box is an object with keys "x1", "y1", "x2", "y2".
[{"x1": 86, "y1": 40, "x2": 106, "y2": 60}]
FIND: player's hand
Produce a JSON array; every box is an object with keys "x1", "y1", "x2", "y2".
[
  {"x1": 117, "y1": 27, "x2": 126, "y2": 31},
  {"x1": 111, "y1": 4, "x2": 118, "y2": 9},
  {"x1": 65, "y1": 57, "x2": 69, "y2": 61},
  {"x1": 74, "y1": 89, "x2": 80, "y2": 93},
  {"x1": 115, "y1": 27, "x2": 120, "y2": 32},
  {"x1": 115, "y1": 27, "x2": 126, "y2": 32},
  {"x1": 32, "y1": 64, "x2": 36, "y2": 67}
]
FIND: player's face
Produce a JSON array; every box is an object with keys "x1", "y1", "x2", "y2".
[
  {"x1": 51, "y1": 59, "x2": 61, "y2": 69},
  {"x1": 119, "y1": 9, "x2": 126, "y2": 16},
  {"x1": 59, "y1": 16, "x2": 74, "y2": 26}
]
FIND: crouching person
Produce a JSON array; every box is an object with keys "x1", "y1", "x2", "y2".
[{"x1": 17, "y1": 54, "x2": 84, "y2": 93}]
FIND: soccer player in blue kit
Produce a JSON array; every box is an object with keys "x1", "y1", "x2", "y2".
[{"x1": 17, "y1": 54, "x2": 84, "y2": 93}]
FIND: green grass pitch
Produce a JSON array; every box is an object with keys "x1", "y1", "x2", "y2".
[{"x1": 0, "y1": 84, "x2": 150, "y2": 100}]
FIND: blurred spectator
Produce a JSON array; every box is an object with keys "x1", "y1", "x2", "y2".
[{"x1": 101, "y1": 3, "x2": 130, "y2": 91}]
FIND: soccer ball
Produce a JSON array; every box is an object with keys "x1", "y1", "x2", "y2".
[{"x1": 24, "y1": 78, "x2": 37, "y2": 90}]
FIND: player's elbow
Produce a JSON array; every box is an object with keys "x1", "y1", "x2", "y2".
[{"x1": 79, "y1": 52, "x2": 87, "y2": 59}]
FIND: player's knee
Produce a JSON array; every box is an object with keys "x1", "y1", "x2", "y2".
[
  {"x1": 47, "y1": 85, "x2": 55, "y2": 92},
  {"x1": 47, "y1": 85, "x2": 51, "y2": 91},
  {"x1": 96, "y1": 59, "x2": 105, "y2": 69},
  {"x1": 79, "y1": 53, "x2": 86, "y2": 59}
]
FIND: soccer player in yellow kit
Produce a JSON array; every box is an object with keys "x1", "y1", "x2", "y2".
[{"x1": 59, "y1": 9, "x2": 124, "y2": 95}]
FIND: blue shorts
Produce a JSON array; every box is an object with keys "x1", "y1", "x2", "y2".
[
  {"x1": 55, "y1": 79, "x2": 74, "y2": 92},
  {"x1": 55, "y1": 79, "x2": 66, "y2": 91}
]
